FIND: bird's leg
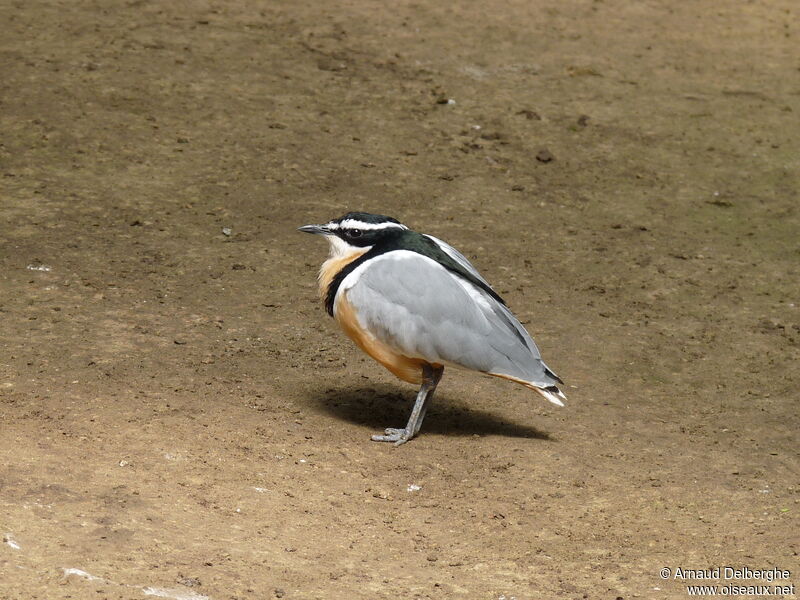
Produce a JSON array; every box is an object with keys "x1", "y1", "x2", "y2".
[{"x1": 371, "y1": 363, "x2": 444, "y2": 446}]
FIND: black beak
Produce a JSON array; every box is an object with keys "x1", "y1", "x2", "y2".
[{"x1": 298, "y1": 224, "x2": 331, "y2": 235}]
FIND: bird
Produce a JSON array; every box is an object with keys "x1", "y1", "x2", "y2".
[{"x1": 299, "y1": 212, "x2": 565, "y2": 445}]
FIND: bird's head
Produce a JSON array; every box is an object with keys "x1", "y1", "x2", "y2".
[{"x1": 298, "y1": 212, "x2": 408, "y2": 257}]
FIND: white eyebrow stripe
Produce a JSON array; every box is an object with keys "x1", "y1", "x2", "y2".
[{"x1": 331, "y1": 219, "x2": 407, "y2": 231}]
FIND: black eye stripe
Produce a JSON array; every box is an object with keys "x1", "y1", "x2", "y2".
[{"x1": 350, "y1": 229, "x2": 362, "y2": 237}]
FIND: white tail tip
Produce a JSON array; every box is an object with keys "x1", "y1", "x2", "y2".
[{"x1": 535, "y1": 386, "x2": 566, "y2": 407}]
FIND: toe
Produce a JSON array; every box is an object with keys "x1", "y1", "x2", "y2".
[{"x1": 371, "y1": 428, "x2": 408, "y2": 443}]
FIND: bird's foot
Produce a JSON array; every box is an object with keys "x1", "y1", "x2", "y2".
[{"x1": 371, "y1": 428, "x2": 412, "y2": 446}]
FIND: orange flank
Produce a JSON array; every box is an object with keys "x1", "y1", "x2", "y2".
[{"x1": 335, "y1": 292, "x2": 440, "y2": 384}]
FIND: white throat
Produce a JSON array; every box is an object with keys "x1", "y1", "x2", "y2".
[
  {"x1": 316, "y1": 235, "x2": 373, "y2": 300},
  {"x1": 325, "y1": 235, "x2": 372, "y2": 259}
]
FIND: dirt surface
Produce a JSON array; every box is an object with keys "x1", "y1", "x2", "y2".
[{"x1": 1, "y1": 1, "x2": 798, "y2": 599}]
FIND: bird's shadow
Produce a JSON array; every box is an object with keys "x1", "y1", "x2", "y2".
[{"x1": 305, "y1": 383, "x2": 551, "y2": 441}]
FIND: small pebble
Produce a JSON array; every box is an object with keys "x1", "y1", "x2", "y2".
[{"x1": 535, "y1": 148, "x2": 555, "y2": 163}]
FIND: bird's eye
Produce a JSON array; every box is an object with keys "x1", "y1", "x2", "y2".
[{"x1": 350, "y1": 229, "x2": 363, "y2": 238}]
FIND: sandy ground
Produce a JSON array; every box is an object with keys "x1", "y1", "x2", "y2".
[{"x1": 1, "y1": 1, "x2": 798, "y2": 599}]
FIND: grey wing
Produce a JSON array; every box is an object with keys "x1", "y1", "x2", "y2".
[
  {"x1": 425, "y1": 235, "x2": 561, "y2": 382},
  {"x1": 341, "y1": 250, "x2": 560, "y2": 387}
]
